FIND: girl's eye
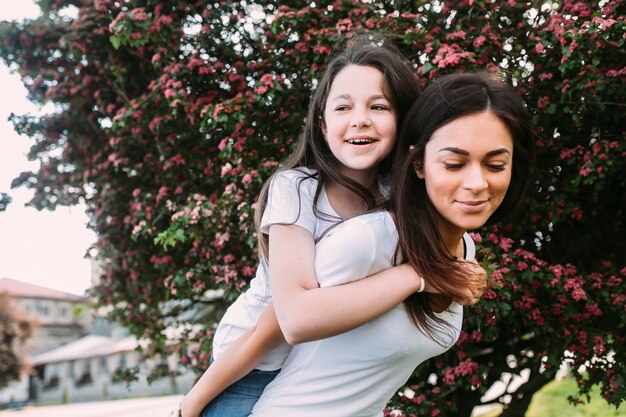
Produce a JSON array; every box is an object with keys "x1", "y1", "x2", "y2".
[
  {"x1": 371, "y1": 104, "x2": 390, "y2": 111},
  {"x1": 443, "y1": 163, "x2": 464, "y2": 170},
  {"x1": 335, "y1": 105, "x2": 350, "y2": 111}
]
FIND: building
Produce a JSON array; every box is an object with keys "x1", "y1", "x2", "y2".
[
  {"x1": 0, "y1": 278, "x2": 92, "y2": 407},
  {"x1": 0, "y1": 278, "x2": 91, "y2": 355},
  {"x1": 0, "y1": 278, "x2": 195, "y2": 407},
  {"x1": 29, "y1": 334, "x2": 195, "y2": 404}
]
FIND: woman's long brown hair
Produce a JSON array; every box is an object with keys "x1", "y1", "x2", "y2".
[{"x1": 390, "y1": 72, "x2": 536, "y2": 345}]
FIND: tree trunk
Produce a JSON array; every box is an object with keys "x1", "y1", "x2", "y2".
[{"x1": 498, "y1": 369, "x2": 553, "y2": 417}]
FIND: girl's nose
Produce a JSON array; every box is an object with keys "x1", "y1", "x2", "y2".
[{"x1": 351, "y1": 107, "x2": 372, "y2": 128}]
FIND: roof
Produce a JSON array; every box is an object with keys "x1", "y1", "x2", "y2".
[
  {"x1": 31, "y1": 335, "x2": 138, "y2": 365},
  {"x1": 0, "y1": 278, "x2": 84, "y2": 302}
]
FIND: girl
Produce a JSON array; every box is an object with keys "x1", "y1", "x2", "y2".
[
  {"x1": 181, "y1": 37, "x2": 485, "y2": 417},
  {"x1": 249, "y1": 72, "x2": 535, "y2": 416}
]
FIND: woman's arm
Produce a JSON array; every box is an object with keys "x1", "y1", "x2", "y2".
[{"x1": 180, "y1": 305, "x2": 284, "y2": 417}]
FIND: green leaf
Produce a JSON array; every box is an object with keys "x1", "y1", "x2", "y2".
[{"x1": 110, "y1": 35, "x2": 121, "y2": 50}]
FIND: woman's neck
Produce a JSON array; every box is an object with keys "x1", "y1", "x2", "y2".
[{"x1": 438, "y1": 223, "x2": 466, "y2": 259}]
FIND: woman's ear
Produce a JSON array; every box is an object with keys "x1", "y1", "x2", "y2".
[{"x1": 413, "y1": 159, "x2": 425, "y2": 179}]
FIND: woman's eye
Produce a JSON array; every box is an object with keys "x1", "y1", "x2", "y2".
[
  {"x1": 486, "y1": 164, "x2": 506, "y2": 171},
  {"x1": 335, "y1": 105, "x2": 350, "y2": 111},
  {"x1": 444, "y1": 163, "x2": 464, "y2": 170},
  {"x1": 371, "y1": 104, "x2": 389, "y2": 111}
]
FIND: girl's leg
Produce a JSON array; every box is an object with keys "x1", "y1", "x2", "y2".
[{"x1": 201, "y1": 369, "x2": 279, "y2": 417}]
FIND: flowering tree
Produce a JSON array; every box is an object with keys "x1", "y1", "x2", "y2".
[
  {"x1": 0, "y1": 294, "x2": 34, "y2": 389},
  {"x1": 0, "y1": 0, "x2": 624, "y2": 415}
]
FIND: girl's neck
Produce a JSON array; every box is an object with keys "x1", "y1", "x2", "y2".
[{"x1": 325, "y1": 176, "x2": 381, "y2": 220}]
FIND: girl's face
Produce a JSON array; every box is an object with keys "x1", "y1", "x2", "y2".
[
  {"x1": 322, "y1": 65, "x2": 397, "y2": 181},
  {"x1": 417, "y1": 111, "x2": 514, "y2": 238}
]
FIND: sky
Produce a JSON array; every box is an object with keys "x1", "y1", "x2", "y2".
[{"x1": 0, "y1": 2, "x2": 96, "y2": 296}]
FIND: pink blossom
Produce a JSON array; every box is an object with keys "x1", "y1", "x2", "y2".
[
  {"x1": 442, "y1": 368, "x2": 455, "y2": 385},
  {"x1": 150, "y1": 255, "x2": 172, "y2": 265},
  {"x1": 499, "y1": 237, "x2": 513, "y2": 251},
  {"x1": 130, "y1": 8, "x2": 148, "y2": 21},
  {"x1": 539, "y1": 73, "x2": 553, "y2": 81},
  {"x1": 454, "y1": 359, "x2": 478, "y2": 376},
  {"x1": 572, "y1": 287, "x2": 587, "y2": 301},
  {"x1": 537, "y1": 96, "x2": 550, "y2": 109},
  {"x1": 254, "y1": 85, "x2": 268, "y2": 95},
  {"x1": 473, "y1": 35, "x2": 486, "y2": 48},
  {"x1": 446, "y1": 30, "x2": 467, "y2": 40},
  {"x1": 412, "y1": 394, "x2": 426, "y2": 404},
  {"x1": 156, "y1": 186, "x2": 168, "y2": 203},
  {"x1": 570, "y1": 207, "x2": 583, "y2": 221},
  {"x1": 259, "y1": 73, "x2": 273, "y2": 85}
]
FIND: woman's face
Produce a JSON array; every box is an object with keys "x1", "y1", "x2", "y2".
[
  {"x1": 417, "y1": 111, "x2": 514, "y2": 238},
  {"x1": 322, "y1": 65, "x2": 397, "y2": 181}
]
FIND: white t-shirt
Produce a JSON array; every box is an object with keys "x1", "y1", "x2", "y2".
[
  {"x1": 250, "y1": 210, "x2": 475, "y2": 417},
  {"x1": 212, "y1": 168, "x2": 341, "y2": 370}
]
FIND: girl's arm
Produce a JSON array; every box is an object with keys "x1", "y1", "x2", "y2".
[
  {"x1": 180, "y1": 305, "x2": 284, "y2": 417},
  {"x1": 270, "y1": 224, "x2": 424, "y2": 344},
  {"x1": 269, "y1": 224, "x2": 486, "y2": 345}
]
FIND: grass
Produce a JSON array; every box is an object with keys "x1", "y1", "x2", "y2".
[{"x1": 475, "y1": 377, "x2": 626, "y2": 417}]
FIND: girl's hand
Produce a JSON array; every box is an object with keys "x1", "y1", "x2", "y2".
[
  {"x1": 180, "y1": 394, "x2": 201, "y2": 417},
  {"x1": 455, "y1": 259, "x2": 487, "y2": 306}
]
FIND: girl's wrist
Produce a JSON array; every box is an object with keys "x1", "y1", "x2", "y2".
[{"x1": 416, "y1": 277, "x2": 426, "y2": 293}]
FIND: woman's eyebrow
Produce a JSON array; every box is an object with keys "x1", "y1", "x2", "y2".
[
  {"x1": 438, "y1": 147, "x2": 511, "y2": 156},
  {"x1": 486, "y1": 148, "x2": 512, "y2": 156},
  {"x1": 438, "y1": 147, "x2": 469, "y2": 155}
]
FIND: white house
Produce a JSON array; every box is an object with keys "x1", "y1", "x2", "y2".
[
  {"x1": 0, "y1": 278, "x2": 91, "y2": 354},
  {"x1": 0, "y1": 277, "x2": 92, "y2": 407},
  {"x1": 30, "y1": 334, "x2": 195, "y2": 404},
  {"x1": 0, "y1": 277, "x2": 196, "y2": 408}
]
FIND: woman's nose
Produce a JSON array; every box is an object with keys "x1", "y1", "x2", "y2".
[{"x1": 463, "y1": 166, "x2": 488, "y2": 193}]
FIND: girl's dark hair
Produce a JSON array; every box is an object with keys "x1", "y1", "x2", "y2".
[
  {"x1": 255, "y1": 33, "x2": 420, "y2": 257},
  {"x1": 390, "y1": 72, "x2": 536, "y2": 344}
]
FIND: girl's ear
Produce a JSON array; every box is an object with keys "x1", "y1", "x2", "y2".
[{"x1": 320, "y1": 118, "x2": 327, "y2": 137}]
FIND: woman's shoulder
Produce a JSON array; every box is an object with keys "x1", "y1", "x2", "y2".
[{"x1": 462, "y1": 233, "x2": 476, "y2": 260}]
